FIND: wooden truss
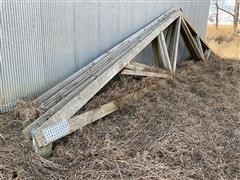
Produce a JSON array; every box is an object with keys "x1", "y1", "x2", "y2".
[{"x1": 21, "y1": 8, "x2": 211, "y2": 157}]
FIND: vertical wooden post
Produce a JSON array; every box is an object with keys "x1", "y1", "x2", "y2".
[
  {"x1": 151, "y1": 39, "x2": 161, "y2": 67},
  {"x1": 170, "y1": 17, "x2": 181, "y2": 72},
  {"x1": 164, "y1": 24, "x2": 175, "y2": 50},
  {"x1": 152, "y1": 36, "x2": 168, "y2": 69},
  {"x1": 159, "y1": 32, "x2": 172, "y2": 72},
  {"x1": 195, "y1": 35, "x2": 205, "y2": 60},
  {"x1": 154, "y1": 35, "x2": 167, "y2": 69},
  {"x1": 33, "y1": 138, "x2": 52, "y2": 158},
  {"x1": 204, "y1": 49, "x2": 211, "y2": 61}
]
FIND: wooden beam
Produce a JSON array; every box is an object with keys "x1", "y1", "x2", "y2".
[
  {"x1": 34, "y1": 45, "x2": 121, "y2": 104},
  {"x1": 125, "y1": 61, "x2": 151, "y2": 71},
  {"x1": 195, "y1": 34, "x2": 205, "y2": 60},
  {"x1": 181, "y1": 19, "x2": 202, "y2": 59},
  {"x1": 180, "y1": 25, "x2": 198, "y2": 59},
  {"x1": 171, "y1": 17, "x2": 181, "y2": 72},
  {"x1": 159, "y1": 32, "x2": 172, "y2": 72},
  {"x1": 180, "y1": 18, "x2": 205, "y2": 61},
  {"x1": 70, "y1": 102, "x2": 118, "y2": 131},
  {"x1": 204, "y1": 49, "x2": 211, "y2": 61},
  {"x1": 120, "y1": 69, "x2": 170, "y2": 78},
  {"x1": 151, "y1": 39, "x2": 162, "y2": 67},
  {"x1": 154, "y1": 35, "x2": 168, "y2": 69},
  {"x1": 164, "y1": 24, "x2": 175, "y2": 50},
  {"x1": 33, "y1": 139, "x2": 52, "y2": 159},
  {"x1": 182, "y1": 16, "x2": 210, "y2": 50},
  {"x1": 33, "y1": 10, "x2": 182, "y2": 148}
]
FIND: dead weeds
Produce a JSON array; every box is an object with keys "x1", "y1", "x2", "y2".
[
  {"x1": 0, "y1": 56, "x2": 240, "y2": 179},
  {"x1": 13, "y1": 101, "x2": 44, "y2": 125}
]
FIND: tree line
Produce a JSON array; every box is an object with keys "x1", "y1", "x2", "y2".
[{"x1": 210, "y1": 0, "x2": 239, "y2": 29}]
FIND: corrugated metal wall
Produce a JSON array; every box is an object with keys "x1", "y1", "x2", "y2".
[{"x1": 0, "y1": 0, "x2": 210, "y2": 112}]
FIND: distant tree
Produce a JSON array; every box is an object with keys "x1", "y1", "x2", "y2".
[
  {"x1": 210, "y1": 0, "x2": 220, "y2": 29},
  {"x1": 216, "y1": 0, "x2": 240, "y2": 29},
  {"x1": 215, "y1": 0, "x2": 220, "y2": 29},
  {"x1": 234, "y1": 0, "x2": 239, "y2": 28}
]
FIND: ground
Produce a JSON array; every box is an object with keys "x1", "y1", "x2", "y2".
[{"x1": 0, "y1": 56, "x2": 240, "y2": 179}]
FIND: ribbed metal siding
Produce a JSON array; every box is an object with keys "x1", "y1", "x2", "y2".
[
  {"x1": 1, "y1": 1, "x2": 46, "y2": 112},
  {"x1": 40, "y1": 2, "x2": 75, "y2": 88},
  {"x1": 0, "y1": 0, "x2": 210, "y2": 112}
]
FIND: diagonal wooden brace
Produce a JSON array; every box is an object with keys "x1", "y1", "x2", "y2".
[
  {"x1": 181, "y1": 18, "x2": 205, "y2": 61},
  {"x1": 170, "y1": 17, "x2": 181, "y2": 72},
  {"x1": 159, "y1": 32, "x2": 172, "y2": 72}
]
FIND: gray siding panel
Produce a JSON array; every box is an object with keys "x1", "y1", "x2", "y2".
[
  {"x1": 40, "y1": 1, "x2": 75, "y2": 87},
  {"x1": 0, "y1": 0, "x2": 3, "y2": 107},
  {"x1": 0, "y1": 1, "x2": 210, "y2": 112},
  {"x1": 0, "y1": 1, "x2": 46, "y2": 111}
]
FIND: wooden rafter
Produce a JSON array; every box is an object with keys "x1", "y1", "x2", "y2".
[
  {"x1": 181, "y1": 18, "x2": 205, "y2": 61},
  {"x1": 159, "y1": 32, "x2": 172, "y2": 72},
  {"x1": 120, "y1": 69, "x2": 170, "y2": 78},
  {"x1": 151, "y1": 38, "x2": 162, "y2": 67},
  {"x1": 170, "y1": 17, "x2": 181, "y2": 72},
  {"x1": 195, "y1": 34, "x2": 205, "y2": 58},
  {"x1": 181, "y1": 17, "x2": 211, "y2": 61}
]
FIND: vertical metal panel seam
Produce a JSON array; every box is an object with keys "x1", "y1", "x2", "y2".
[
  {"x1": 73, "y1": 2, "x2": 77, "y2": 72},
  {"x1": 1, "y1": 0, "x2": 9, "y2": 111},
  {"x1": 18, "y1": 1, "x2": 25, "y2": 99},
  {"x1": 39, "y1": 1, "x2": 47, "y2": 92},
  {"x1": 0, "y1": 0, "x2": 4, "y2": 110},
  {"x1": 4, "y1": 1, "x2": 13, "y2": 109}
]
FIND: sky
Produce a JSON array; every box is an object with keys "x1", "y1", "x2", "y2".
[{"x1": 209, "y1": 0, "x2": 235, "y2": 24}]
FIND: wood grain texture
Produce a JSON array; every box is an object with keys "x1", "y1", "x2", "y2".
[{"x1": 121, "y1": 69, "x2": 170, "y2": 78}]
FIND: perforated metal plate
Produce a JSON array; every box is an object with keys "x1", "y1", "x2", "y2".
[
  {"x1": 31, "y1": 128, "x2": 37, "y2": 135},
  {"x1": 42, "y1": 120, "x2": 70, "y2": 143}
]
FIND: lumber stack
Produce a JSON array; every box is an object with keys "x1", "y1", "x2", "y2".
[{"x1": 21, "y1": 8, "x2": 211, "y2": 157}]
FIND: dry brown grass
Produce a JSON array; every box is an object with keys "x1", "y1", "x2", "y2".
[
  {"x1": 0, "y1": 56, "x2": 240, "y2": 179},
  {"x1": 13, "y1": 101, "x2": 44, "y2": 125},
  {"x1": 206, "y1": 24, "x2": 240, "y2": 60}
]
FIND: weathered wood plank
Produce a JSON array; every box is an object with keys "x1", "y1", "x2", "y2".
[
  {"x1": 32, "y1": 139, "x2": 52, "y2": 159},
  {"x1": 159, "y1": 32, "x2": 172, "y2": 72},
  {"x1": 195, "y1": 34, "x2": 205, "y2": 60},
  {"x1": 156, "y1": 35, "x2": 168, "y2": 69},
  {"x1": 181, "y1": 18, "x2": 204, "y2": 60},
  {"x1": 125, "y1": 61, "x2": 150, "y2": 71},
  {"x1": 70, "y1": 102, "x2": 118, "y2": 132},
  {"x1": 204, "y1": 49, "x2": 211, "y2": 61},
  {"x1": 171, "y1": 17, "x2": 181, "y2": 72},
  {"x1": 182, "y1": 15, "x2": 209, "y2": 50},
  {"x1": 121, "y1": 69, "x2": 170, "y2": 78},
  {"x1": 165, "y1": 23, "x2": 175, "y2": 51},
  {"x1": 151, "y1": 39, "x2": 162, "y2": 67}
]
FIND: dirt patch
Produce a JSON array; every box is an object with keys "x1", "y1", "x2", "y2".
[{"x1": 0, "y1": 56, "x2": 240, "y2": 179}]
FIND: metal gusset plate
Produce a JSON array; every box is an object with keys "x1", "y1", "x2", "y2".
[{"x1": 41, "y1": 120, "x2": 70, "y2": 144}]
